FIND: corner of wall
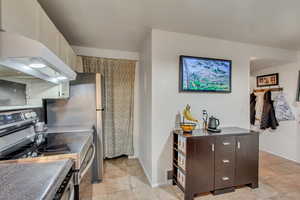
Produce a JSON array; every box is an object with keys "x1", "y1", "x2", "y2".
[
  {"x1": 138, "y1": 156, "x2": 153, "y2": 185},
  {"x1": 137, "y1": 31, "x2": 153, "y2": 186}
]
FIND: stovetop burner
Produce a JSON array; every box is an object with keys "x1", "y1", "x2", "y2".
[
  {"x1": 0, "y1": 141, "x2": 71, "y2": 160},
  {"x1": 0, "y1": 143, "x2": 39, "y2": 160},
  {"x1": 0, "y1": 110, "x2": 73, "y2": 161},
  {"x1": 37, "y1": 143, "x2": 70, "y2": 156}
]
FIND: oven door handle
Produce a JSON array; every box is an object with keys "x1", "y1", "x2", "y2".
[
  {"x1": 64, "y1": 179, "x2": 75, "y2": 200},
  {"x1": 79, "y1": 144, "x2": 95, "y2": 181},
  {"x1": 69, "y1": 186, "x2": 75, "y2": 200}
]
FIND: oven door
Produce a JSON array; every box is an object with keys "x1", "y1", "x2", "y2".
[
  {"x1": 53, "y1": 171, "x2": 75, "y2": 200},
  {"x1": 75, "y1": 144, "x2": 95, "y2": 200},
  {"x1": 59, "y1": 176, "x2": 75, "y2": 200}
]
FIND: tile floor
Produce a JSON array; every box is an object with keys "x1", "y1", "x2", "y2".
[{"x1": 92, "y1": 151, "x2": 300, "y2": 200}]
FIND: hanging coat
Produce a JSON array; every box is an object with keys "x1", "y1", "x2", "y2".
[
  {"x1": 255, "y1": 93, "x2": 265, "y2": 121},
  {"x1": 254, "y1": 92, "x2": 265, "y2": 126},
  {"x1": 273, "y1": 93, "x2": 295, "y2": 121},
  {"x1": 260, "y1": 91, "x2": 279, "y2": 129},
  {"x1": 250, "y1": 93, "x2": 256, "y2": 125}
]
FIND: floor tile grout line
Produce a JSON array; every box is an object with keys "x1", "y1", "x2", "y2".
[{"x1": 94, "y1": 154, "x2": 300, "y2": 200}]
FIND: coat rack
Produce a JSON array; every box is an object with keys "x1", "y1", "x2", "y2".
[{"x1": 253, "y1": 87, "x2": 283, "y2": 93}]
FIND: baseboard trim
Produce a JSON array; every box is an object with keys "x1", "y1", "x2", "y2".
[
  {"x1": 151, "y1": 180, "x2": 172, "y2": 188},
  {"x1": 128, "y1": 155, "x2": 137, "y2": 159},
  {"x1": 138, "y1": 158, "x2": 153, "y2": 187},
  {"x1": 260, "y1": 149, "x2": 300, "y2": 164},
  {"x1": 137, "y1": 160, "x2": 174, "y2": 188}
]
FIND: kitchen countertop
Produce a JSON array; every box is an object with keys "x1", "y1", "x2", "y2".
[
  {"x1": 174, "y1": 127, "x2": 258, "y2": 137},
  {"x1": 0, "y1": 131, "x2": 93, "y2": 169},
  {"x1": 0, "y1": 159, "x2": 73, "y2": 200},
  {"x1": 0, "y1": 105, "x2": 42, "y2": 112},
  {"x1": 46, "y1": 125, "x2": 94, "y2": 134},
  {"x1": 46, "y1": 131, "x2": 93, "y2": 155},
  {"x1": 45, "y1": 131, "x2": 94, "y2": 168}
]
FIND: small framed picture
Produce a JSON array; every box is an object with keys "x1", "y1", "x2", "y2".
[
  {"x1": 256, "y1": 73, "x2": 279, "y2": 87},
  {"x1": 296, "y1": 71, "x2": 300, "y2": 102}
]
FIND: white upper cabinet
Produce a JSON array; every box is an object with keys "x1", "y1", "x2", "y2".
[
  {"x1": 0, "y1": 0, "x2": 39, "y2": 40},
  {"x1": 68, "y1": 45, "x2": 77, "y2": 71},
  {"x1": 59, "y1": 33, "x2": 77, "y2": 71},
  {"x1": 59, "y1": 33, "x2": 70, "y2": 66},
  {"x1": 38, "y1": 6, "x2": 60, "y2": 56},
  {"x1": 0, "y1": 0, "x2": 78, "y2": 72}
]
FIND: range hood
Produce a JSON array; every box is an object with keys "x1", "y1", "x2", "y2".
[{"x1": 0, "y1": 31, "x2": 76, "y2": 84}]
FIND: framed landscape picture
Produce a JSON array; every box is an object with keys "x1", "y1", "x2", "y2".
[
  {"x1": 179, "y1": 55, "x2": 232, "y2": 93},
  {"x1": 256, "y1": 73, "x2": 279, "y2": 87}
]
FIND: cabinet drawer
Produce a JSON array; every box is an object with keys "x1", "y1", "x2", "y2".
[
  {"x1": 215, "y1": 168, "x2": 235, "y2": 189},
  {"x1": 215, "y1": 136, "x2": 236, "y2": 152},
  {"x1": 215, "y1": 154, "x2": 235, "y2": 170}
]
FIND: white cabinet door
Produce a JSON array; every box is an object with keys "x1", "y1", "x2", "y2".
[
  {"x1": 59, "y1": 34, "x2": 77, "y2": 70},
  {"x1": 27, "y1": 80, "x2": 70, "y2": 103},
  {"x1": 59, "y1": 82, "x2": 70, "y2": 98},
  {"x1": 72, "y1": 53, "x2": 78, "y2": 71},
  {"x1": 75, "y1": 56, "x2": 84, "y2": 73},
  {"x1": 0, "y1": 0, "x2": 39, "y2": 40},
  {"x1": 68, "y1": 46, "x2": 77, "y2": 71},
  {"x1": 38, "y1": 6, "x2": 60, "y2": 55},
  {"x1": 59, "y1": 33, "x2": 69, "y2": 65}
]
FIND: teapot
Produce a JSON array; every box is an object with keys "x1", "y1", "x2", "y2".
[{"x1": 208, "y1": 116, "x2": 220, "y2": 130}]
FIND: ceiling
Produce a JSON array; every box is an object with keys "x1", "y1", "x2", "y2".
[
  {"x1": 250, "y1": 58, "x2": 292, "y2": 75},
  {"x1": 38, "y1": 0, "x2": 300, "y2": 52}
]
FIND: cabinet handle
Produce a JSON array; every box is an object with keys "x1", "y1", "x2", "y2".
[
  {"x1": 237, "y1": 141, "x2": 241, "y2": 149},
  {"x1": 211, "y1": 144, "x2": 215, "y2": 152},
  {"x1": 223, "y1": 142, "x2": 231, "y2": 146},
  {"x1": 222, "y1": 177, "x2": 230, "y2": 181},
  {"x1": 222, "y1": 159, "x2": 230, "y2": 163}
]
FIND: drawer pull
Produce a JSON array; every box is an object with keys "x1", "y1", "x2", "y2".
[
  {"x1": 222, "y1": 177, "x2": 230, "y2": 181},
  {"x1": 237, "y1": 141, "x2": 241, "y2": 149},
  {"x1": 223, "y1": 142, "x2": 231, "y2": 146},
  {"x1": 211, "y1": 144, "x2": 215, "y2": 152},
  {"x1": 222, "y1": 159, "x2": 230, "y2": 163}
]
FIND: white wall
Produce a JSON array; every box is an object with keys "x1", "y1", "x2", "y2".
[
  {"x1": 73, "y1": 46, "x2": 140, "y2": 158},
  {"x1": 75, "y1": 32, "x2": 299, "y2": 187},
  {"x1": 148, "y1": 29, "x2": 298, "y2": 186},
  {"x1": 251, "y1": 63, "x2": 300, "y2": 163},
  {"x1": 138, "y1": 33, "x2": 153, "y2": 183}
]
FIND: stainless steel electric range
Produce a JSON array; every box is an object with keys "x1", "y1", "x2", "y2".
[{"x1": 0, "y1": 109, "x2": 94, "y2": 200}]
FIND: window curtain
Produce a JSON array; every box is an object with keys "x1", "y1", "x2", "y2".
[{"x1": 81, "y1": 56, "x2": 136, "y2": 158}]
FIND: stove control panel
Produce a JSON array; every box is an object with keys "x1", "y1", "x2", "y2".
[
  {"x1": 23, "y1": 112, "x2": 37, "y2": 120},
  {"x1": 0, "y1": 113, "x2": 23, "y2": 125},
  {"x1": 0, "y1": 110, "x2": 38, "y2": 127}
]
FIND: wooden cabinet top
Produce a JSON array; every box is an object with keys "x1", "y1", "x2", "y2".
[{"x1": 173, "y1": 127, "x2": 258, "y2": 138}]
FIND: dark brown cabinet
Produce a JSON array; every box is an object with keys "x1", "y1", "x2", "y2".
[
  {"x1": 187, "y1": 137, "x2": 215, "y2": 196},
  {"x1": 235, "y1": 135, "x2": 259, "y2": 188},
  {"x1": 173, "y1": 127, "x2": 259, "y2": 200},
  {"x1": 214, "y1": 136, "x2": 236, "y2": 190}
]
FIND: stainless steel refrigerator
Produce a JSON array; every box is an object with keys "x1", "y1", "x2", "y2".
[{"x1": 45, "y1": 73, "x2": 105, "y2": 183}]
